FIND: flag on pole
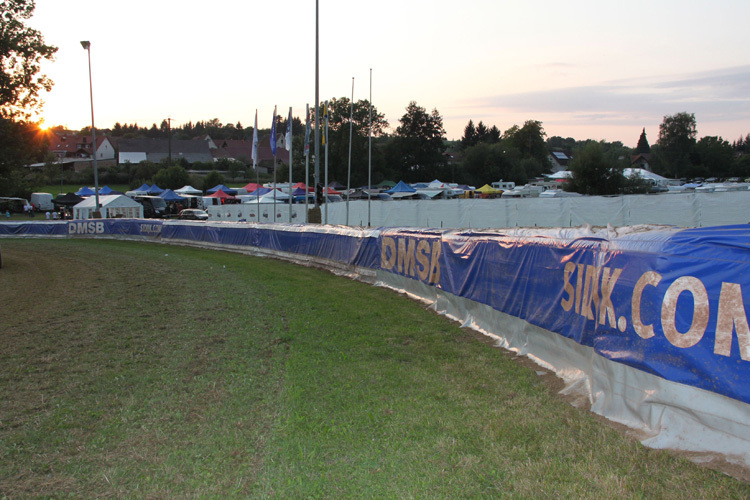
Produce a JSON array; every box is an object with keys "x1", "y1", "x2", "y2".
[
  {"x1": 304, "y1": 105, "x2": 311, "y2": 157},
  {"x1": 270, "y1": 105, "x2": 277, "y2": 156},
  {"x1": 322, "y1": 102, "x2": 328, "y2": 146},
  {"x1": 285, "y1": 107, "x2": 293, "y2": 151},
  {"x1": 251, "y1": 109, "x2": 259, "y2": 166}
]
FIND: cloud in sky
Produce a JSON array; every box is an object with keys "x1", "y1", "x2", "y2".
[{"x1": 476, "y1": 66, "x2": 750, "y2": 132}]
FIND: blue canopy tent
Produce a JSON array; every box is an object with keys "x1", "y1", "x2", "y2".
[
  {"x1": 75, "y1": 186, "x2": 96, "y2": 196},
  {"x1": 206, "y1": 184, "x2": 238, "y2": 195},
  {"x1": 133, "y1": 183, "x2": 151, "y2": 194},
  {"x1": 245, "y1": 187, "x2": 272, "y2": 197},
  {"x1": 147, "y1": 184, "x2": 164, "y2": 195},
  {"x1": 159, "y1": 189, "x2": 186, "y2": 202},
  {"x1": 292, "y1": 187, "x2": 314, "y2": 203},
  {"x1": 384, "y1": 181, "x2": 417, "y2": 198}
]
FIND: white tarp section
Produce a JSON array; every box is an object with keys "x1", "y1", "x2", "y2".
[
  {"x1": 324, "y1": 191, "x2": 750, "y2": 229},
  {"x1": 372, "y1": 269, "x2": 750, "y2": 468},
  {"x1": 206, "y1": 202, "x2": 307, "y2": 222},
  {"x1": 73, "y1": 194, "x2": 144, "y2": 220},
  {"x1": 119, "y1": 152, "x2": 147, "y2": 164},
  {"x1": 175, "y1": 185, "x2": 203, "y2": 195}
]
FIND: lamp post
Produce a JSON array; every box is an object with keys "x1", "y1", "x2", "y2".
[{"x1": 80, "y1": 41, "x2": 99, "y2": 212}]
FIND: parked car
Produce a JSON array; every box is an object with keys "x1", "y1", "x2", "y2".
[
  {"x1": 132, "y1": 195, "x2": 167, "y2": 218},
  {"x1": 178, "y1": 209, "x2": 209, "y2": 221}
]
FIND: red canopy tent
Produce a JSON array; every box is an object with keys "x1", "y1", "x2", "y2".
[
  {"x1": 292, "y1": 182, "x2": 313, "y2": 192},
  {"x1": 206, "y1": 189, "x2": 235, "y2": 199},
  {"x1": 242, "y1": 182, "x2": 263, "y2": 192}
]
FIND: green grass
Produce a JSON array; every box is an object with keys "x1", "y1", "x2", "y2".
[
  {"x1": 0, "y1": 239, "x2": 748, "y2": 499},
  {"x1": 35, "y1": 184, "x2": 132, "y2": 196}
]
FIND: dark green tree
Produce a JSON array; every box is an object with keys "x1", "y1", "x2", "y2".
[
  {"x1": 0, "y1": 0, "x2": 58, "y2": 119},
  {"x1": 460, "y1": 120, "x2": 477, "y2": 150},
  {"x1": 635, "y1": 128, "x2": 650, "y2": 154},
  {"x1": 152, "y1": 164, "x2": 191, "y2": 190},
  {"x1": 503, "y1": 120, "x2": 550, "y2": 170},
  {"x1": 476, "y1": 121, "x2": 488, "y2": 143},
  {"x1": 566, "y1": 141, "x2": 625, "y2": 195},
  {"x1": 654, "y1": 112, "x2": 697, "y2": 178},
  {"x1": 487, "y1": 125, "x2": 501, "y2": 144},
  {"x1": 389, "y1": 101, "x2": 446, "y2": 182},
  {"x1": 201, "y1": 170, "x2": 225, "y2": 191},
  {"x1": 694, "y1": 136, "x2": 734, "y2": 179},
  {"x1": 0, "y1": 0, "x2": 57, "y2": 196},
  {"x1": 460, "y1": 142, "x2": 527, "y2": 186},
  {"x1": 319, "y1": 97, "x2": 388, "y2": 187}
]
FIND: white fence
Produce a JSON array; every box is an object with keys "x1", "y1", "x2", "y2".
[
  {"x1": 207, "y1": 191, "x2": 750, "y2": 229},
  {"x1": 324, "y1": 191, "x2": 750, "y2": 228}
]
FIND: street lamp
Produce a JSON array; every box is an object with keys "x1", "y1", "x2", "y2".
[{"x1": 80, "y1": 40, "x2": 99, "y2": 212}]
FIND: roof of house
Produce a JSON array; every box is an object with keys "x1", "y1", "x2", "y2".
[
  {"x1": 50, "y1": 133, "x2": 110, "y2": 155},
  {"x1": 117, "y1": 138, "x2": 214, "y2": 163},
  {"x1": 208, "y1": 137, "x2": 289, "y2": 163}
]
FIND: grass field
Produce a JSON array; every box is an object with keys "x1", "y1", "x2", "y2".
[{"x1": 1, "y1": 238, "x2": 749, "y2": 498}]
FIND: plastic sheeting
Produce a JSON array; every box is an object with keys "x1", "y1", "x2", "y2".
[{"x1": 2, "y1": 219, "x2": 750, "y2": 465}]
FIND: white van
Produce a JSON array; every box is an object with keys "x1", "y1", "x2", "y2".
[{"x1": 31, "y1": 192, "x2": 54, "y2": 211}]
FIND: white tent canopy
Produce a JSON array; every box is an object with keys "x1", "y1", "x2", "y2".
[
  {"x1": 623, "y1": 168, "x2": 668, "y2": 182},
  {"x1": 547, "y1": 170, "x2": 572, "y2": 179},
  {"x1": 73, "y1": 194, "x2": 144, "y2": 220},
  {"x1": 175, "y1": 185, "x2": 203, "y2": 195},
  {"x1": 256, "y1": 189, "x2": 290, "y2": 204}
]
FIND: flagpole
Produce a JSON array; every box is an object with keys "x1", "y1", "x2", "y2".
[
  {"x1": 314, "y1": 0, "x2": 320, "y2": 209},
  {"x1": 304, "y1": 103, "x2": 310, "y2": 222},
  {"x1": 368, "y1": 68, "x2": 372, "y2": 227},
  {"x1": 346, "y1": 77, "x2": 354, "y2": 226},
  {"x1": 287, "y1": 107, "x2": 293, "y2": 223},
  {"x1": 324, "y1": 99, "x2": 329, "y2": 224},
  {"x1": 271, "y1": 105, "x2": 277, "y2": 222},
  {"x1": 252, "y1": 109, "x2": 260, "y2": 223}
]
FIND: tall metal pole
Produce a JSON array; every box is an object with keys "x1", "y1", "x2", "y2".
[
  {"x1": 324, "y1": 100, "x2": 329, "y2": 224},
  {"x1": 288, "y1": 107, "x2": 293, "y2": 223},
  {"x1": 81, "y1": 41, "x2": 99, "y2": 212},
  {"x1": 304, "y1": 103, "x2": 310, "y2": 221},
  {"x1": 314, "y1": 0, "x2": 320, "y2": 208},
  {"x1": 167, "y1": 117, "x2": 172, "y2": 165},
  {"x1": 368, "y1": 68, "x2": 372, "y2": 227},
  {"x1": 346, "y1": 77, "x2": 354, "y2": 226}
]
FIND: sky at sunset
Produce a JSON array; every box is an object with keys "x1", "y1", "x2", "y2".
[{"x1": 29, "y1": 0, "x2": 750, "y2": 147}]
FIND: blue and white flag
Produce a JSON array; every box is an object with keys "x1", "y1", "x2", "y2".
[
  {"x1": 252, "y1": 109, "x2": 259, "y2": 166},
  {"x1": 285, "y1": 107, "x2": 293, "y2": 152},
  {"x1": 304, "y1": 105, "x2": 311, "y2": 157},
  {"x1": 270, "y1": 105, "x2": 277, "y2": 156}
]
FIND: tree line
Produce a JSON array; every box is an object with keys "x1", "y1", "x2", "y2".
[{"x1": 3, "y1": 1, "x2": 750, "y2": 199}]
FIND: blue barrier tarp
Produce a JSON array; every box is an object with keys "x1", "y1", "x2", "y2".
[
  {"x1": 378, "y1": 225, "x2": 750, "y2": 405},
  {"x1": 3, "y1": 220, "x2": 749, "y2": 406}
]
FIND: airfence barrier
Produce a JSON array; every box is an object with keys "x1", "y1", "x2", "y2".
[{"x1": 2, "y1": 219, "x2": 750, "y2": 467}]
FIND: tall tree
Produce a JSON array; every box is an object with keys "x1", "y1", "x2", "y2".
[
  {"x1": 635, "y1": 128, "x2": 651, "y2": 154},
  {"x1": 503, "y1": 120, "x2": 550, "y2": 170},
  {"x1": 487, "y1": 125, "x2": 501, "y2": 144},
  {"x1": 0, "y1": 0, "x2": 58, "y2": 119},
  {"x1": 566, "y1": 141, "x2": 625, "y2": 195},
  {"x1": 460, "y1": 120, "x2": 477, "y2": 150},
  {"x1": 694, "y1": 136, "x2": 734, "y2": 179},
  {"x1": 0, "y1": 0, "x2": 57, "y2": 197},
  {"x1": 475, "y1": 121, "x2": 489, "y2": 143},
  {"x1": 320, "y1": 97, "x2": 388, "y2": 187},
  {"x1": 655, "y1": 112, "x2": 697, "y2": 178},
  {"x1": 389, "y1": 101, "x2": 446, "y2": 182}
]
